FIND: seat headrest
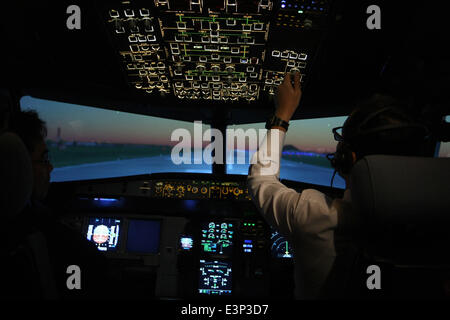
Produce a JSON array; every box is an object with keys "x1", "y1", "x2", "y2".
[
  {"x1": 350, "y1": 155, "x2": 450, "y2": 224},
  {"x1": 0, "y1": 132, "x2": 33, "y2": 219}
]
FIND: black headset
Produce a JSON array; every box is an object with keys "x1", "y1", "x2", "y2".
[{"x1": 327, "y1": 106, "x2": 430, "y2": 177}]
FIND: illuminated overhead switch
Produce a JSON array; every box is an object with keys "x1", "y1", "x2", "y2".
[
  {"x1": 174, "y1": 35, "x2": 183, "y2": 42},
  {"x1": 138, "y1": 35, "x2": 147, "y2": 42},
  {"x1": 114, "y1": 20, "x2": 125, "y2": 33},
  {"x1": 226, "y1": 19, "x2": 236, "y2": 26},
  {"x1": 224, "y1": 57, "x2": 232, "y2": 63},
  {"x1": 199, "y1": 56, "x2": 208, "y2": 62},
  {"x1": 219, "y1": 37, "x2": 228, "y2": 43},
  {"x1": 190, "y1": 0, "x2": 202, "y2": 11},
  {"x1": 239, "y1": 77, "x2": 247, "y2": 83},
  {"x1": 147, "y1": 34, "x2": 156, "y2": 42},
  {"x1": 124, "y1": 9, "x2": 134, "y2": 17},
  {"x1": 226, "y1": 0, "x2": 238, "y2": 13},
  {"x1": 211, "y1": 54, "x2": 220, "y2": 60},
  {"x1": 201, "y1": 37, "x2": 210, "y2": 43},
  {"x1": 175, "y1": 82, "x2": 183, "y2": 88},
  {"x1": 209, "y1": 22, "x2": 219, "y2": 31},
  {"x1": 226, "y1": 66, "x2": 235, "y2": 73},
  {"x1": 298, "y1": 53, "x2": 308, "y2": 60},
  {"x1": 246, "y1": 66, "x2": 255, "y2": 72},
  {"x1": 254, "y1": 23, "x2": 264, "y2": 31},
  {"x1": 298, "y1": 61, "x2": 306, "y2": 68},
  {"x1": 109, "y1": 9, "x2": 119, "y2": 18},
  {"x1": 129, "y1": 19, "x2": 139, "y2": 33},
  {"x1": 250, "y1": 73, "x2": 258, "y2": 78},
  {"x1": 177, "y1": 22, "x2": 187, "y2": 29},
  {"x1": 289, "y1": 52, "x2": 298, "y2": 59},
  {"x1": 281, "y1": 51, "x2": 289, "y2": 59},
  {"x1": 143, "y1": 19, "x2": 154, "y2": 32},
  {"x1": 211, "y1": 37, "x2": 219, "y2": 43},
  {"x1": 200, "y1": 21, "x2": 209, "y2": 30},
  {"x1": 287, "y1": 60, "x2": 296, "y2": 67},
  {"x1": 210, "y1": 30, "x2": 219, "y2": 37},
  {"x1": 128, "y1": 35, "x2": 137, "y2": 43},
  {"x1": 271, "y1": 50, "x2": 280, "y2": 57},
  {"x1": 231, "y1": 47, "x2": 240, "y2": 54},
  {"x1": 139, "y1": 8, "x2": 150, "y2": 17},
  {"x1": 242, "y1": 24, "x2": 252, "y2": 32},
  {"x1": 258, "y1": 0, "x2": 272, "y2": 11}
]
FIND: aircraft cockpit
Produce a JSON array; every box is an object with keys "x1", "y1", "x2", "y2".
[{"x1": 1, "y1": 0, "x2": 450, "y2": 306}]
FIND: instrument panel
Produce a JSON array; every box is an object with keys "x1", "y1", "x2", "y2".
[
  {"x1": 103, "y1": 0, "x2": 332, "y2": 103},
  {"x1": 153, "y1": 179, "x2": 251, "y2": 200}
]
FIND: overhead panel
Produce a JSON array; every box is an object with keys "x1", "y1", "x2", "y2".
[{"x1": 104, "y1": 0, "x2": 331, "y2": 105}]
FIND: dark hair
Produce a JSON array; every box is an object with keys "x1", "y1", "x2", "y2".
[
  {"x1": 8, "y1": 110, "x2": 47, "y2": 153},
  {"x1": 342, "y1": 94, "x2": 428, "y2": 160}
]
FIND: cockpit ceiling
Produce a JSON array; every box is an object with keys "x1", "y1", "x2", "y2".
[{"x1": 1, "y1": 1, "x2": 447, "y2": 123}]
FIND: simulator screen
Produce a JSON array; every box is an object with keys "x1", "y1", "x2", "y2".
[
  {"x1": 20, "y1": 96, "x2": 212, "y2": 182},
  {"x1": 227, "y1": 117, "x2": 347, "y2": 188}
]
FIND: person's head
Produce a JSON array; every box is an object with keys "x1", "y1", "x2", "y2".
[
  {"x1": 8, "y1": 110, "x2": 53, "y2": 201},
  {"x1": 330, "y1": 94, "x2": 429, "y2": 185}
]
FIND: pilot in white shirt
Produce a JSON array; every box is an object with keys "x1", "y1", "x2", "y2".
[
  {"x1": 247, "y1": 127, "x2": 352, "y2": 299},
  {"x1": 247, "y1": 72, "x2": 427, "y2": 299}
]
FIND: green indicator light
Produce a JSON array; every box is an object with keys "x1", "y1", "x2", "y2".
[{"x1": 298, "y1": 10, "x2": 304, "y2": 14}]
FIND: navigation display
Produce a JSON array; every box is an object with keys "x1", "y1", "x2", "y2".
[
  {"x1": 86, "y1": 217, "x2": 121, "y2": 252},
  {"x1": 198, "y1": 260, "x2": 232, "y2": 296},
  {"x1": 271, "y1": 229, "x2": 293, "y2": 259},
  {"x1": 201, "y1": 221, "x2": 234, "y2": 255}
]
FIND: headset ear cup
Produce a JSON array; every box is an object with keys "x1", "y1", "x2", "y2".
[{"x1": 334, "y1": 142, "x2": 353, "y2": 175}]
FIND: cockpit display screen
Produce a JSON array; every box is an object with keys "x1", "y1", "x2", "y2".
[
  {"x1": 86, "y1": 217, "x2": 121, "y2": 252},
  {"x1": 271, "y1": 229, "x2": 293, "y2": 259},
  {"x1": 201, "y1": 221, "x2": 234, "y2": 255},
  {"x1": 198, "y1": 259, "x2": 232, "y2": 296}
]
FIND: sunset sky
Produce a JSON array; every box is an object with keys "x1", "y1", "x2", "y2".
[{"x1": 20, "y1": 96, "x2": 450, "y2": 157}]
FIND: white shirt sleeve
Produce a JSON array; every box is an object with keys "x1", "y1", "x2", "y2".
[{"x1": 247, "y1": 128, "x2": 345, "y2": 299}]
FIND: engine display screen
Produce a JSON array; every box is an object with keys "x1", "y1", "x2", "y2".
[
  {"x1": 198, "y1": 259, "x2": 232, "y2": 296},
  {"x1": 86, "y1": 217, "x2": 121, "y2": 252},
  {"x1": 201, "y1": 221, "x2": 234, "y2": 255}
]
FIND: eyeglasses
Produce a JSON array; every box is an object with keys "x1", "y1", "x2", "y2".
[{"x1": 332, "y1": 126, "x2": 344, "y2": 142}]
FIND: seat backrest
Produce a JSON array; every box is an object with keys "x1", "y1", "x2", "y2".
[
  {"x1": 321, "y1": 155, "x2": 450, "y2": 299},
  {"x1": 0, "y1": 132, "x2": 58, "y2": 299},
  {"x1": 0, "y1": 132, "x2": 33, "y2": 219}
]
